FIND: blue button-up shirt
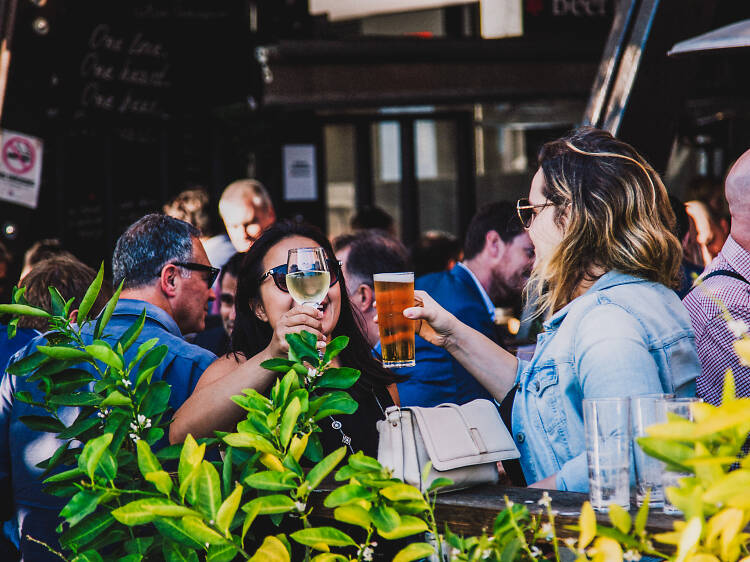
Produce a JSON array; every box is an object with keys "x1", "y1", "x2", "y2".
[
  {"x1": 0, "y1": 327, "x2": 39, "y2": 375},
  {"x1": 0, "y1": 299, "x2": 216, "y2": 560},
  {"x1": 511, "y1": 271, "x2": 700, "y2": 492}
]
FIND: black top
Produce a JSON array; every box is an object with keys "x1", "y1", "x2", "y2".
[{"x1": 318, "y1": 383, "x2": 393, "y2": 458}]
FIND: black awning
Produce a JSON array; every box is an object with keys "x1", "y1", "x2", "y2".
[{"x1": 259, "y1": 38, "x2": 599, "y2": 109}]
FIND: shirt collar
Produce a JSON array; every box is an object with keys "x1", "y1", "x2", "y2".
[
  {"x1": 109, "y1": 299, "x2": 183, "y2": 338},
  {"x1": 455, "y1": 262, "x2": 496, "y2": 321},
  {"x1": 544, "y1": 270, "x2": 644, "y2": 330},
  {"x1": 720, "y1": 235, "x2": 750, "y2": 280}
]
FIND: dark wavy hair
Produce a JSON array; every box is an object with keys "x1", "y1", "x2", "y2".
[
  {"x1": 231, "y1": 220, "x2": 399, "y2": 393},
  {"x1": 529, "y1": 127, "x2": 681, "y2": 318}
]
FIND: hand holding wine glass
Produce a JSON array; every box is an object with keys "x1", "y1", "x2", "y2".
[{"x1": 286, "y1": 247, "x2": 331, "y2": 362}]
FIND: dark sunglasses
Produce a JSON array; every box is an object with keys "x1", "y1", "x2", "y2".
[
  {"x1": 260, "y1": 259, "x2": 341, "y2": 293},
  {"x1": 516, "y1": 198, "x2": 556, "y2": 229},
  {"x1": 171, "y1": 262, "x2": 220, "y2": 287}
]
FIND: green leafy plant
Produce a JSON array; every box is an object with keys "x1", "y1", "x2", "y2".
[
  {"x1": 0, "y1": 276, "x2": 447, "y2": 561},
  {"x1": 6, "y1": 273, "x2": 750, "y2": 562}
]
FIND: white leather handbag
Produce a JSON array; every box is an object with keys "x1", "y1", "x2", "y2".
[{"x1": 376, "y1": 399, "x2": 520, "y2": 493}]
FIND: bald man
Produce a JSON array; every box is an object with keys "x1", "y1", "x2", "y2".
[
  {"x1": 219, "y1": 179, "x2": 276, "y2": 253},
  {"x1": 683, "y1": 150, "x2": 750, "y2": 405}
]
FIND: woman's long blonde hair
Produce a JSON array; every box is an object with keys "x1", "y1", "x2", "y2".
[{"x1": 528, "y1": 127, "x2": 682, "y2": 319}]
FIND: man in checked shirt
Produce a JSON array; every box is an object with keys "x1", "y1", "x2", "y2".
[{"x1": 683, "y1": 148, "x2": 750, "y2": 405}]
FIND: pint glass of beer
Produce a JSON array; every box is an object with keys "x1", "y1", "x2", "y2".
[{"x1": 373, "y1": 272, "x2": 415, "y2": 368}]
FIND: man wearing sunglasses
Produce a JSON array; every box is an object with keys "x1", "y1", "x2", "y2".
[{"x1": 2, "y1": 214, "x2": 218, "y2": 561}]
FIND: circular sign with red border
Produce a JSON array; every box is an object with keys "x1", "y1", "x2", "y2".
[{"x1": 2, "y1": 136, "x2": 35, "y2": 175}]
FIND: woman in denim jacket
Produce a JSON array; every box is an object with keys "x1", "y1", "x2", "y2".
[{"x1": 404, "y1": 127, "x2": 700, "y2": 492}]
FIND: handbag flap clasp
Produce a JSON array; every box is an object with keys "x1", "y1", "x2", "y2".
[{"x1": 409, "y1": 399, "x2": 520, "y2": 471}]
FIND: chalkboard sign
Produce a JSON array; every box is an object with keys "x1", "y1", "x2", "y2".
[{"x1": 1, "y1": 0, "x2": 251, "y2": 270}]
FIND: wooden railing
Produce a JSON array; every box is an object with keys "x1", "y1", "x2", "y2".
[{"x1": 312, "y1": 484, "x2": 678, "y2": 539}]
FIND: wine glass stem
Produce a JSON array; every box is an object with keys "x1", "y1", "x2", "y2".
[{"x1": 301, "y1": 300, "x2": 325, "y2": 361}]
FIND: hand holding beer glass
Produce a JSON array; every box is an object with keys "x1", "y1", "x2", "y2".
[{"x1": 373, "y1": 272, "x2": 416, "y2": 368}]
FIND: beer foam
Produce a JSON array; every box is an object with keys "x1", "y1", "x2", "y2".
[{"x1": 373, "y1": 272, "x2": 414, "y2": 282}]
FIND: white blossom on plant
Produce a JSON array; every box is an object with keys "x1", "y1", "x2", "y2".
[
  {"x1": 357, "y1": 545, "x2": 374, "y2": 561},
  {"x1": 624, "y1": 549, "x2": 642, "y2": 561},
  {"x1": 306, "y1": 367, "x2": 319, "y2": 384},
  {"x1": 537, "y1": 491, "x2": 552, "y2": 508}
]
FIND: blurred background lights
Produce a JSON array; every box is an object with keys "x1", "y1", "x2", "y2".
[
  {"x1": 32, "y1": 17, "x2": 49, "y2": 35},
  {"x1": 3, "y1": 222, "x2": 18, "y2": 240}
]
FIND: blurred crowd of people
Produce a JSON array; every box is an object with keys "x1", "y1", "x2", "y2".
[{"x1": 0, "y1": 126, "x2": 748, "y2": 560}]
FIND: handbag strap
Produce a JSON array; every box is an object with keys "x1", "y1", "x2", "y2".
[
  {"x1": 386, "y1": 383, "x2": 400, "y2": 407},
  {"x1": 384, "y1": 406, "x2": 419, "y2": 488}
]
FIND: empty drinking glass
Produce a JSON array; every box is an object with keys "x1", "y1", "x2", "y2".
[
  {"x1": 657, "y1": 397, "x2": 700, "y2": 515},
  {"x1": 631, "y1": 394, "x2": 674, "y2": 508},
  {"x1": 583, "y1": 397, "x2": 631, "y2": 512}
]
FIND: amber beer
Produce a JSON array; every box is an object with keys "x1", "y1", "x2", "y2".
[{"x1": 373, "y1": 272, "x2": 415, "y2": 368}]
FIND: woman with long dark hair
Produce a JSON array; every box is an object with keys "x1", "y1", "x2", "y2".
[{"x1": 170, "y1": 221, "x2": 398, "y2": 456}]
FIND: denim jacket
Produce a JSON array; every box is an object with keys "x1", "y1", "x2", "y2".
[{"x1": 511, "y1": 271, "x2": 700, "y2": 492}]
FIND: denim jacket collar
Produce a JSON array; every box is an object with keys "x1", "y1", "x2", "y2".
[{"x1": 543, "y1": 270, "x2": 645, "y2": 332}]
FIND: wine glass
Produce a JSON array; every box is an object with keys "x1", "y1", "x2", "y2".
[
  {"x1": 286, "y1": 247, "x2": 330, "y2": 309},
  {"x1": 287, "y1": 247, "x2": 330, "y2": 361}
]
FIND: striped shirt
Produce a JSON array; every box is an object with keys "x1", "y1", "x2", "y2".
[{"x1": 683, "y1": 235, "x2": 750, "y2": 405}]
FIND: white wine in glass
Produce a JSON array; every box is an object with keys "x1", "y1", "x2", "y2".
[{"x1": 286, "y1": 247, "x2": 330, "y2": 307}]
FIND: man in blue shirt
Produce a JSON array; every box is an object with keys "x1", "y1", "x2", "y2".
[
  {"x1": 0, "y1": 214, "x2": 217, "y2": 561},
  {"x1": 397, "y1": 202, "x2": 535, "y2": 407},
  {"x1": 0, "y1": 328, "x2": 37, "y2": 379}
]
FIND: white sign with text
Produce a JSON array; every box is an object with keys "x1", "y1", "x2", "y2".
[
  {"x1": 283, "y1": 144, "x2": 318, "y2": 201},
  {"x1": 0, "y1": 129, "x2": 43, "y2": 209},
  {"x1": 310, "y1": 0, "x2": 474, "y2": 21}
]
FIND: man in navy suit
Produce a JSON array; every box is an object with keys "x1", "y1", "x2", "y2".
[{"x1": 397, "y1": 201, "x2": 535, "y2": 407}]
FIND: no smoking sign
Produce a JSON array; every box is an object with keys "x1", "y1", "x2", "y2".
[
  {"x1": 0, "y1": 129, "x2": 43, "y2": 209},
  {"x1": 2, "y1": 136, "x2": 36, "y2": 175}
]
